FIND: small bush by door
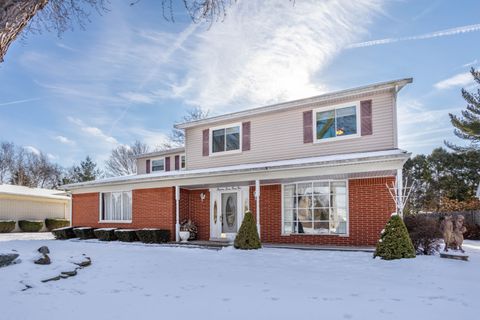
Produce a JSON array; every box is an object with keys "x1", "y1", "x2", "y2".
[{"x1": 234, "y1": 211, "x2": 261, "y2": 250}]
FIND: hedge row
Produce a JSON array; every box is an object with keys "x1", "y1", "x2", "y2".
[
  {"x1": 0, "y1": 219, "x2": 71, "y2": 233},
  {"x1": 52, "y1": 227, "x2": 171, "y2": 244}
]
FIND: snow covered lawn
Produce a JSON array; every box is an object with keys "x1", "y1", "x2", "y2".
[{"x1": 1, "y1": 233, "x2": 479, "y2": 320}]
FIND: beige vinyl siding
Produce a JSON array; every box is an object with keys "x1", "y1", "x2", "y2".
[
  {"x1": 0, "y1": 195, "x2": 69, "y2": 231},
  {"x1": 136, "y1": 153, "x2": 185, "y2": 174},
  {"x1": 186, "y1": 91, "x2": 397, "y2": 170}
]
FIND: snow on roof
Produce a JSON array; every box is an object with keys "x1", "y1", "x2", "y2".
[
  {"x1": 175, "y1": 78, "x2": 412, "y2": 129},
  {"x1": 0, "y1": 184, "x2": 70, "y2": 200},
  {"x1": 63, "y1": 149, "x2": 410, "y2": 190},
  {"x1": 134, "y1": 147, "x2": 185, "y2": 159}
]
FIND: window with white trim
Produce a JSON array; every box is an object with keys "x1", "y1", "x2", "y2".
[
  {"x1": 283, "y1": 181, "x2": 347, "y2": 235},
  {"x1": 315, "y1": 103, "x2": 359, "y2": 141},
  {"x1": 181, "y1": 155, "x2": 186, "y2": 170},
  {"x1": 101, "y1": 191, "x2": 132, "y2": 222},
  {"x1": 151, "y1": 158, "x2": 165, "y2": 172},
  {"x1": 211, "y1": 124, "x2": 241, "y2": 154}
]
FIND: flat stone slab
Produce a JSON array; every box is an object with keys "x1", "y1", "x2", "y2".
[
  {"x1": 0, "y1": 253, "x2": 19, "y2": 267},
  {"x1": 440, "y1": 252, "x2": 469, "y2": 261}
]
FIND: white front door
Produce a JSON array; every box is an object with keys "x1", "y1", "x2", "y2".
[{"x1": 210, "y1": 187, "x2": 249, "y2": 240}]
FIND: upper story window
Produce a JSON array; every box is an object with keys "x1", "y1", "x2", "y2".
[
  {"x1": 181, "y1": 155, "x2": 186, "y2": 170},
  {"x1": 211, "y1": 123, "x2": 241, "y2": 155},
  {"x1": 151, "y1": 158, "x2": 165, "y2": 172},
  {"x1": 315, "y1": 103, "x2": 359, "y2": 142}
]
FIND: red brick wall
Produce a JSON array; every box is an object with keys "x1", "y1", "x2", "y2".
[
  {"x1": 181, "y1": 189, "x2": 210, "y2": 241},
  {"x1": 249, "y1": 177, "x2": 396, "y2": 246},
  {"x1": 72, "y1": 187, "x2": 176, "y2": 240},
  {"x1": 72, "y1": 176, "x2": 395, "y2": 246}
]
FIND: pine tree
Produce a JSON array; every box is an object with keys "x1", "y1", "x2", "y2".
[
  {"x1": 63, "y1": 156, "x2": 102, "y2": 184},
  {"x1": 234, "y1": 211, "x2": 261, "y2": 250},
  {"x1": 445, "y1": 68, "x2": 480, "y2": 151},
  {"x1": 374, "y1": 215, "x2": 416, "y2": 260}
]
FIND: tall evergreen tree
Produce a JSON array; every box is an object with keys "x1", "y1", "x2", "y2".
[
  {"x1": 445, "y1": 67, "x2": 480, "y2": 151},
  {"x1": 63, "y1": 156, "x2": 102, "y2": 184}
]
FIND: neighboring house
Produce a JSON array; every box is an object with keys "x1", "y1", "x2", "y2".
[
  {"x1": 0, "y1": 184, "x2": 71, "y2": 231},
  {"x1": 63, "y1": 78, "x2": 412, "y2": 246}
]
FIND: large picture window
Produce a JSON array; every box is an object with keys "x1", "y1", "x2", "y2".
[
  {"x1": 316, "y1": 104, "x2": 358, "y2": 141},
  {"x1": 101, "y1": 191, "x2": 132, "y2": 222},
  {"x1": 211, "y1": 124, "x2": 241, "y2": 154},
  {"x1": 282, "y1": 181, "x2": 347, "y2": 235}
]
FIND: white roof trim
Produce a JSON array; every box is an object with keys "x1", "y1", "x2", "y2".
[
  {"x1": 134, "y1": 147, "x2": 185, "y2": 159},
  {"x1": 0, "y1": 184, "x2": 70, "y2": 201},
  {"x1": 175, "y1": 78, "x2": 412, "y2": 129},
  {"x1": 62, "y1": 149, "x2": 410, "y2": 190}
]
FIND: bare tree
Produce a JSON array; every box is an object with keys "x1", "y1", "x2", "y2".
[
  {"x1": 105, "y1": 140, "x2": 150, "y2": 177},
  {"x1": 160, "y1": 107, "x2": 210, "y2": 149},
  {"x1": 0, "y1": 141, "x2": 15, "y2": 183},
  {"x1": 1, "y1": 0, "x2": 233, "y2": 63},
  {"x1": 1, "y1": 141, "x2": 62, "y2": 188}
]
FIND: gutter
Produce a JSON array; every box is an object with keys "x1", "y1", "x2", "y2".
[{"x1": 62, "y1": 150, "x2": 410, "y2": 190}]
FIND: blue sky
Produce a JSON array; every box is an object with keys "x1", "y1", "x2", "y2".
[{"x1": 0, "y1": 0, "x2": 479, "y2": 167}]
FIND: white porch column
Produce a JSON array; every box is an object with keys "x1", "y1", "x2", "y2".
[
  {"x1": 175, "y1": 186, "x2": 180, "y2": 242},
  {"x1": 396, "y1": 169, "x2": 403, "y2": 217},
  {"x1": 255, "y1": 179, "x2": 261, "y2": 239}
]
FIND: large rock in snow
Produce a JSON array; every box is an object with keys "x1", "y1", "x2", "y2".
[{"x1": 0, "y1": 253, "x2": 19, "y2": 267}]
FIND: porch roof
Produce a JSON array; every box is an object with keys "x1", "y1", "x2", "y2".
[{"x1": 62, "y1": 149, "x2": 410, "y2": 192}]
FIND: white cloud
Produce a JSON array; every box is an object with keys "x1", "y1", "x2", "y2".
[
  {"x1": 67, "y1": 117, "x2": 118, "y2": 145},
  {"x1": 118, "y1": 92, "x2": 155, "y2": 104},
  {"x1": 434, "y1": 72, "x2": 473, "y2": 90},
  {"x1": 47, "y1": 153, "x2": 58, "y2": 160},
  {"x1": 54, "y1": 135, "x2": 75, "y2": 145},
  {"x1": 24, "y1": 146, "x2": 41, "y2": 155},
  {"x1": 348, "y1": 23, "x2": 480, "y2": 49},
  {"x1": 175, "y1": 0, "x2": 384, "y2": 111},
  {"x1": 0, "y1": 98, "x2": 41, "y2": 107},
  {"x1": 462, "y1": 59, "x2": 478, "y2": 68}
]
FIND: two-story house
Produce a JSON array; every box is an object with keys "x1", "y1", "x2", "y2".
[{"x1": 63, "y1": 78, "x2": 412, "y2": 246}]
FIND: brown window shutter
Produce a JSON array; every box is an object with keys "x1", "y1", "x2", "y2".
[
  {"x1": 303, "y1": 110, "x2": 313, "y2": 143},
  {"x1": 361, "y1": 100, "x2": 373, "y2": 136},
  {"x1": 202, "y1": 129, "x2": 209, "y2": 156},
  {"x1": 146, "y1": 159, "x2": 150, "y2": 174},
  {"x1": 165, "y1": 156, "x2": 171, "y2": 171},
  {"x1": 242, "y1": 121, "x2": 251, "y2": 151},
  {"x1": 175, "y1": 155, "x2": 180, "y2": 170}
]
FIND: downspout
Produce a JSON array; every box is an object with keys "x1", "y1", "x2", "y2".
[
  {"x1": 255, "y1": 179, "x2": 261, "y2": 239},
  {"x1": 175, "y1": 186, "x2": 180, "y2": 242}
]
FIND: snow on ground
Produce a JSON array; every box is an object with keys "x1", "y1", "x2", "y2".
[{"x1": 1, "y1": 233, "x2": 479, "y2": 320}]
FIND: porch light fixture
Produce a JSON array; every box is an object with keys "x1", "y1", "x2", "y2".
[{"x1": 200, "y1": 193, "x2": 206, "y2": 201}]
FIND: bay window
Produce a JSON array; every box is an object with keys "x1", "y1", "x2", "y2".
[
  {"x1": 315, "y1": 103, "x2": 359, "y2": 141},
  {"x1": 101, "y1": 191, "x2": 132, "y2": 222},
  {"x1": 282, "y1": 181, "x2": 348, "y2": 235},
  {"x1": 211, "y1": 124, "x2": 241, "y2": 154}
]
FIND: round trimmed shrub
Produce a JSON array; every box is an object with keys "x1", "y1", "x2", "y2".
[
  {"x1": 45, "y1": 218, "x2": 70, "y2": 231},
  {"x1": 136, "y1": 229, "x2": 170, "y2": 243},
  {"x1": 234, "y1": 211, "x2": 261, "y2": 250},
  {"x1": 94, "y1": 228, "x2": 117, "y2": 241},
  {"x1": 73, "y1": 227, "x2": 96, "y2": 239},
  {"x1": 374, "y1": 214, "x2": 416, "y2": 260},
  {"x1": 0, "y1": 220, "x2": 16, "y2": 233},
  {"x1": 52, "y1": 226, "x2": 76, "y2": 240},
  {"x1": 114, "y1": 229, "x2": 139, "y2": 242},
  {"x1": 18, "y1": 220, "x2": 43, "y2": 232}
]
